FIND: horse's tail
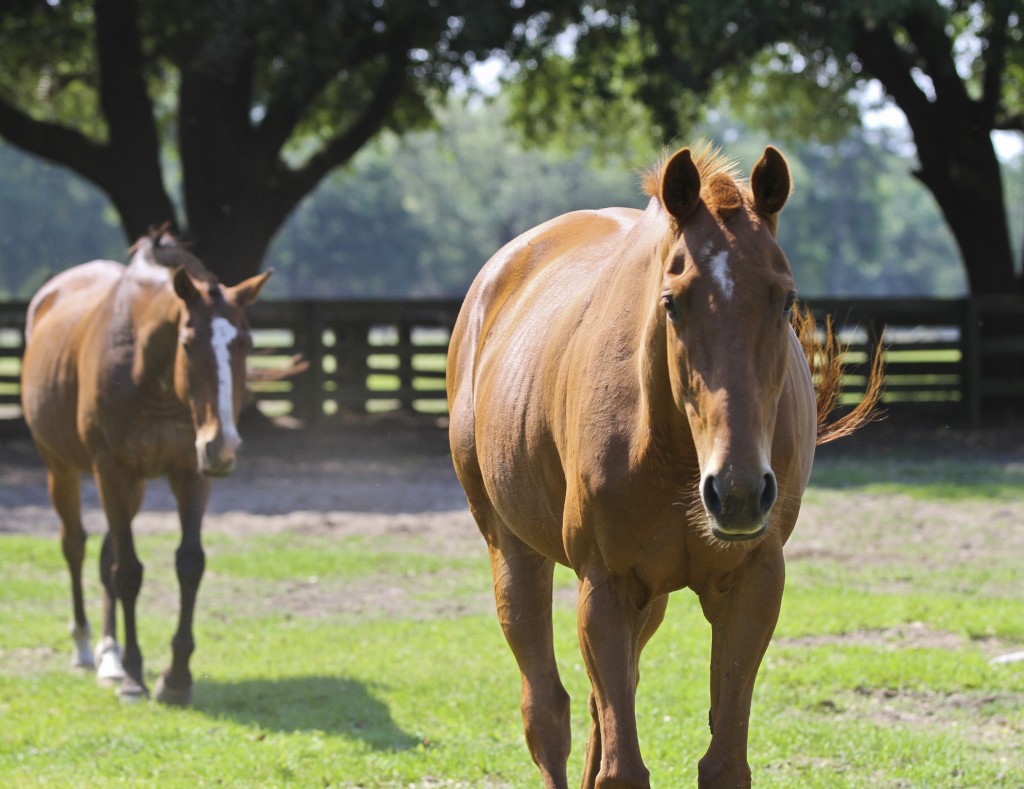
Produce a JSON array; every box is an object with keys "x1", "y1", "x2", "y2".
[{"x1": 793, "y1": 305, "x2": 885, "y2": 446}]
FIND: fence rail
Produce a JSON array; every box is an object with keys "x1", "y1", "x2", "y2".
[{"x1": 3, "y1": 297, "x2": 1023, "y2": 426}]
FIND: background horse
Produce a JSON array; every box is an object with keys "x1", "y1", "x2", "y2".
[
  {"x1": 447, "y1": 143, "x2": 880, "y2": 787},
  {"x1": 21, "y1": 229, "x2": 270, "y2": 705}
]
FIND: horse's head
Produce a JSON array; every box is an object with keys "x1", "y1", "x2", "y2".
[
  {"x1": 171, "y1": 267, "x2": 271, "y2": 476},
  {"x1": 654, "y1": 145, "x2": 795, "y2": 542}
]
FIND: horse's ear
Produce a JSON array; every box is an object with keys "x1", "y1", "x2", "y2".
[
  {"x1": 230, "y1": 269, "x2": 273, "y2": 307},
  {"x1": 660, "y1": 148, "x2": 702, "y2": 222},
  {"x1": 172, "y1": 267, "x2": 200, "y2": 304},
  {"x1": 751, "y1": 146, "x2": 791, "y2": 219}
]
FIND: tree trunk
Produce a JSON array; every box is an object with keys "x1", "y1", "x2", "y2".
[
  {"x1": 913, "y1": 126, "x2": 1020, "y2": 297},
  {"x1": 852, "y1": 10, "x2": 1021, "y2": 299},
  {"x1": 175, "y1": 55, "x2": 289, "y2": 284}
]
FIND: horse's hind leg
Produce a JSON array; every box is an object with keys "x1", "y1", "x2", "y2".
[
  {"x1": 93, "y1": 530, "x2": 126, "y2": 685},
  {"x1": 44, "y1": 459, "x2": 92, "y2": 669},
  {"x1": 153, "y1": 469, "x2": 210, "y2": 706},
  {"x1": 477, "y1": 505, "x2": 571, "y2": 789},
  {"x1": 94, "y1": 462, "x2": 147, "y2": 701}
]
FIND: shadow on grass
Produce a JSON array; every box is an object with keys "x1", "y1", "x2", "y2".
[{"x1": 193, "y1": 675, "x2": 421, "y2": 751}]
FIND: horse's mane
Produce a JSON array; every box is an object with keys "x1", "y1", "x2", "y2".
[
  {"x1": 129, "y1": 225, "x2": 219, "y2": 285},
  {"x1": 641, "y1": 140, "x2": 746, "y2": 201}
]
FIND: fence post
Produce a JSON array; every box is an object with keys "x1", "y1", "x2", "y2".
[
  {"x1": 397, "y1": 321, "x2": 413, "y2": 411},
  {"x1": 292, "y1": 302, "x2": 326, "y2": 426},
  {"x1": 962, "y1": 298, "x2": 981, "y2": 426}
]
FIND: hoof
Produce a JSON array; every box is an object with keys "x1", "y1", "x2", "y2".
[
  {"x1": 95, "y1": 638, "x2": 126, "y2": 687},
  {"x1": 153, "y1": 675, "x2": 193, "y2": 707},
  {"x1": 117, "y1": 684, "x2": 150, "y2": 704}
]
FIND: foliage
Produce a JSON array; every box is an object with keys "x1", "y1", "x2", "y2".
[
  {"x1": 0, "y1": 143, "x2": 122, "y2": 300},
  {"x1": 0, "y1": 0, "x2": 578, "y2": 283},
  {"x1": 265, "y1": 98, "x2": 647, "y2": 298},
  {"x1": 268, "y1": 100, "x2": 970, "y2": 298},
  {"x1": 0, "y1": 91, "x2": 983, "y2": 299},
  {"x1": 505, "y1": 0, "x2": 1024, "y2": 295}
]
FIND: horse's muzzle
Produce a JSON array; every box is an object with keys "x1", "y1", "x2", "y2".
[
  {"x1": 196, "y1": 434, "x2": 240, "y2": 477},
  {"x1": 702, "y1": 469, "x2": 776, "y2": 541}
]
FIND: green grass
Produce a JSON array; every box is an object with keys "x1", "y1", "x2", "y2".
[
  {"x1": 2, "y1": 450, "x2": 1022, "y2": 787},
  {"x1": 810, "y1": 454, "x2": 1024, "y2": 499}
]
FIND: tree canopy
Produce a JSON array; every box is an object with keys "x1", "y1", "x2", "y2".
[
  {"x1": 0, "y1": 0, "x2": 574, "y2": 284},
  {"x1": 2, "y1": 99, "x2": 978, "y2": 301},
  {"x1": 1, "y1": 1, "x2": 1020, "y2": 297},
  {"x1": 508, "y1": 0, "x2": 1024, "y2": 296}
]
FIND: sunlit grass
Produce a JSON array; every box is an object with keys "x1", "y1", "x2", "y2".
[{"x1": 3, "y1": 442, "x2": 1023, "y2": 787}]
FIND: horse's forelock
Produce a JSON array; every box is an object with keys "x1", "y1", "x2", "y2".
[{"x1": 642, "y1": 141, "x2": 747, "y2": 216}]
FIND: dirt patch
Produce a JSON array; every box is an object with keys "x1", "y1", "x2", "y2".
[
  {"x1": 778, "y1": 621, "x2": 1021, "y2": 661},
  {"x1": 3, "y1": 414, "x2": 1024, "y2": 620},
  {"x1": 0, "y1": 413, "x2": 469, "y2": 536},
  {"x1": 808, "y1": 684, "x2": 1024, "y2": 751}
]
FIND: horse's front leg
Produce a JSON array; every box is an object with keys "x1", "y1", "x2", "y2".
[
  {"x1": 93, "y1": 461, "x2": 147, "y2": 701},
  {"x1": 153, "y1": 469, "x2": 210, "y2": 706},
  {"x1": 577, "y1": 567, "x2": 651, "y2": 789},
  {"x1": 697, "y1": 543, "x2": 785, "y2": 789}
]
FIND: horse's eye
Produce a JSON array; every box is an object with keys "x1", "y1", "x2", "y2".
[
  {"x1": 662, "y1": 295, "x2": 679, "y2": 323},
  {"x1": 783, "y1": 291, "x2": 797, "y2": 314}
]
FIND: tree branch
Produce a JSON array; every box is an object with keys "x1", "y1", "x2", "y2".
[
  {"x1": 850, "y1": 14, "x2": 937, "y2": 128},
  {"x1": 94, "y1": 0, "x2": 159, "y2": 149},
  {"x1": 278, "y1": 38, "x2": 412, "y2": 209},
  {"x1": 900, "y1": 6, "x2": 975, "y2": 116},
  {"x1": 0, "y1": 94, "x2": 112, "y2": 183},
  {"x1": 256, "y1": 38, "x2": 384, "y2": 159},
  {"x1": 978, "y1": 0, "x2": 1012, "y2": 124}
]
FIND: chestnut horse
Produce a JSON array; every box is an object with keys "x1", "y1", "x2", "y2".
[
  {"x1": 21, "y1": 229, "x2": 270, "y2": 705},
  {"x1": 447, "y1": 144, "x2": 879, "y2": 787}
]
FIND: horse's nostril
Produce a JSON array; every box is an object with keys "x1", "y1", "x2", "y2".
[
  {"x1": 760, "y1": 471, "x2": 777, "y2": 515},
  {"x1": 702, "y1": 474, "x2": 723, "y2": 516}
]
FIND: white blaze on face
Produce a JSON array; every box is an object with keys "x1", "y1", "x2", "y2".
[
  {"x1": 209, "y1": 316, "x2": 241, "y2": 448},
  {"x1": 709, "y1": 250, "x2": 735, "y2": 301}
]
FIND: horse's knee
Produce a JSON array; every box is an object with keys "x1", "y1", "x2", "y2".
[
  {"x1": 113, "y1": 556, "x2": 144, "y2": 600},
  {"x1": 61, "y1": 529, "x2": 87, "y2": 567},
  {"x1": 175, "y1": 544, "x2": 205, "y2": 590},
  {"x1": 522, "y1": 681, "x2": 570, "y2": 735}
]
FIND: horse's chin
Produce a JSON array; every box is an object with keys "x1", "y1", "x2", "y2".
[
  {"x1": 199, "y1": 460, "x2": 236, "y2": 478},
  {"x1": 710, "y1": 524, "x2": 767, "y2": 544}
]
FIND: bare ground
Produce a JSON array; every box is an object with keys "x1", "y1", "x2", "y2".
[{"x1": 3, "y1": 412, "x2": 1023, "y2": 563}]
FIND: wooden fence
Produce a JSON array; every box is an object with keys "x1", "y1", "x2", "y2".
[{"x1": 2, "y1": 297, "x2": 1023, "y2": 426}]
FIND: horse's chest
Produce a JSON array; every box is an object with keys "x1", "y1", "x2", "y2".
[
  {"x1": 575, "y1": 491, "x2": 696, "y2": 589},
  {"x1": 109, "y1": 414, "x2": 197, "y2": 477}
]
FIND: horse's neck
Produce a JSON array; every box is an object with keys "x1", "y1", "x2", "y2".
[
  {"x1": 630, "y1": 217, "x2": 697, "y2": 468},
  {"x1": 106, "y1": 278, "x2": 183, "y2": 401}
]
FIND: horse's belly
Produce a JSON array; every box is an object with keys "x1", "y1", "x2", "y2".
[
  {"x1": 476, "y1": 425, "x2": 570, "y2": 563},
  {"x1": 21, "y1": 339, "x2": 93, "y2": 471}
]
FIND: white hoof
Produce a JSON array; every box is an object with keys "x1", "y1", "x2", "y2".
[
  {"x1": 69, "y1": 622, "x2": 94, "y2": 670},
  {"x1": 94, "y1": 637, "x2": 126, "y2": 687}
]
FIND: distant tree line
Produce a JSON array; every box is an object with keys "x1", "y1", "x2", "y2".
[{"x1": 5, "y1": 97, "x2": 1015, "y2": 301}]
